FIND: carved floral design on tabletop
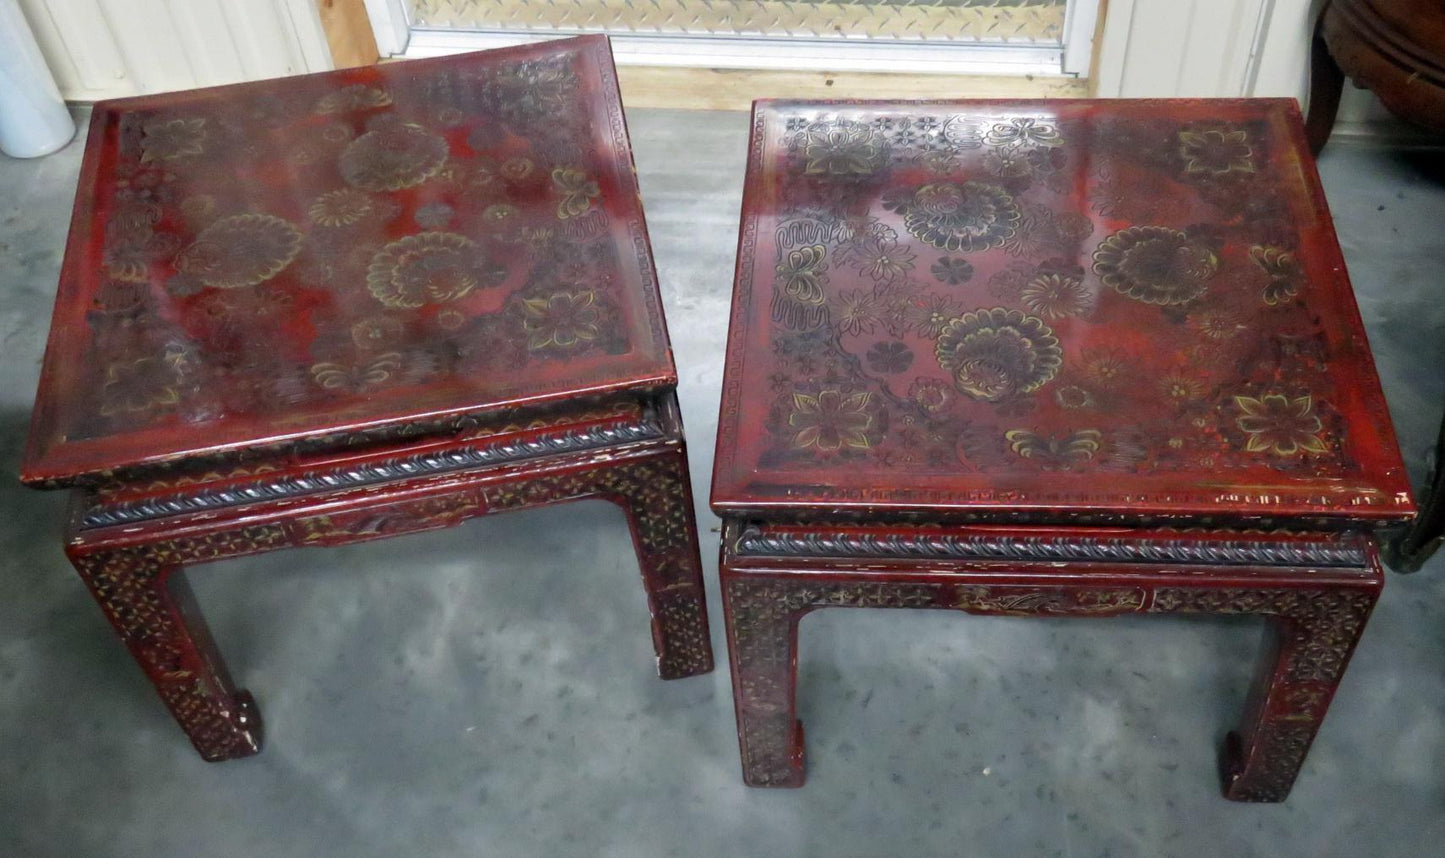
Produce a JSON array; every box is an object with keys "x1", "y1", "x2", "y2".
[
  {"x1": 901, "y1": 182, "x2": 1021, "y2": 252},
  {"x1": 1019, "y1": 272, "x2": 1095, "y2": 319},
  {"x1": 1093, "y1": 226, "x2": 1219, "y2": 306},
  {"x1": 1234, "y1": 394, "x2": 1328, "y2": 456},
  {"x1": 313, "y1": 85, "x2": 392, "y2": 114},
  {"x1": 789, "y1": 390, "x2": 875, "y2": 451},
  {"x1": 366, "y1": 232, "x2": 500, "y2": 308},
  {"x1": 175, "y1": 214, "x2": 303, "y2": 289},
  {"x1": 140, "y1": 118, "x2": 207, "y2": 163},
  {"x1": 308, "y1": 189, "x2": 382, "y2": 227},
  {"x1": 935, "y1": 308, "x2": 1062, "y2": 402},
  {"x1": 1178, "y1": 127, "x2": 1254, "y2": 176},
  {"x1": 339, "y1": 119, "x2": 449, "y2": 191},
  {"x1": 736, "y1": 105, "x2": 1365, "y2": 481},
  {"x1": 53, "y1": 41, "x2": 667, "y2": 452},
  {"x1": 802, "y1": 119, "x2": 889, "y2": 176},
  {"x1": 521, "y1": 289, "x2": 601, "y2": 350}
]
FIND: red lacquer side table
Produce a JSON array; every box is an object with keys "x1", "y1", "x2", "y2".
[
  {"x1": 712, "y1": 98, "x2": 1414, "y2": 801},
  {"x1": 21, "y1": 35, "x2": 713, "y2": 762}
]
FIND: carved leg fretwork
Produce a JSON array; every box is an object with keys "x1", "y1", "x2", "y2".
[
  {"x1": 69, "y1": 546, "x2": 262, "y2": 761},
  {"x1": 720, "y1": 552, "x2": 1380, "y2": 800},
  {"x1": 485, "y1": 445, "x2": 714, "y2": 679},
  {"x1": 721, "y1": 576, "x2": 806, "y2": 787},
  {"x1": 1152, "y1": 587, "x2": 1377, "y2": 801}
]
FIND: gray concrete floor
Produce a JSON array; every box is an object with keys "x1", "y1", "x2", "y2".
[{"x1": 1, "y1": 108, "x2": 1442, "y2": 858}]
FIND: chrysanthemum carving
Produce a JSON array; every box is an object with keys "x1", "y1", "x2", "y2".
[
  {"x1": 902, "y1": 182, "x2": 1021, "y2": 253},
  {"x1": 935, "y1": 308, "x2": 1062, "y2": 402},
  {"x1": 1093, "y1": 226, "x2": 1219, "y2": 306}
]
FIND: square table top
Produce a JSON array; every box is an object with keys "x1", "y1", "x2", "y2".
[
  {"x1": 711, "y1": 98, "x2": 1414, "y2": 528},
  {"x1": 23, "y1": 35, "x2": 674, "y2": 489}
]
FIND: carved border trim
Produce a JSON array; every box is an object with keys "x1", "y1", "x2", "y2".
[
  {"x1": 733, "y1": 526, "x2": 1368, "y2": 568},
  {"x1": 82, "y1": 415, "x2": 667, "y2": 528}
]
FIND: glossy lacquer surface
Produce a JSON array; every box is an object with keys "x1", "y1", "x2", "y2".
[
  {"x1": 23, "y1": 35, "x2": 672, "y2": 487},
  {"x1": 712, "y1": 99, "x2": 1414, "y2": 525}
]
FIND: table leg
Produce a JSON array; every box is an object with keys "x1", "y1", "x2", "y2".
[
  {"x1": 601, "y1": 445, "x2": 715, "y2": 679},
  {"x1": 1385, "y1": 411, "x2": 1445, "y2": 572},
  {"x1": 1215, "y1": 589, "x2": 1378, "y2": 801},
  {"x1": 721, "y1": 576, "x2": 806, "y2": 787},
  {"x1": 1307, "y1": 10, "x2": 1346, "y2": 156},
  {"x1": 67, "y1": 546, "x2": 262, "y2": 761}
]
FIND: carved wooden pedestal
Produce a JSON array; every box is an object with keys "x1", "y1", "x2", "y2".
[
  {"x1": 23, "y1": 36, "x2": 714, "y2": 760},
  {"x1": 720, "y1": 522, "x2": 1379, "y2": 801},
  {"x1": 712, "y1": 99, "x2": 1414, "y2": 801}
]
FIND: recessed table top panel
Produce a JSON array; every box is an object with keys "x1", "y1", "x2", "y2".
[
  {"x1": 24, "y1": 35, "x2": 673, "y2": 487},
  {"x1": 712, "y1": 99, "x2": 1413, "y2": 526}
]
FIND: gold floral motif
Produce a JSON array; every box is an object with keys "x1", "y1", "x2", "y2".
[
  {"x1": 1160, "y1": 370, "x2": 1208, "y2": 404},
  {"x1": 907, "y1": 293, "x2": 963, "y2": 339},
  {"x1": 522, "y1": 289, "x2": 601, "y2": 349},
  {"x1": 308, "y1": 189, "x2": 379, "y2": 227},
  {"x1": 775, "y1": 244, "x2": 828, "y2": 305},
  {"x1": 788, "y1": 390, "x2": 874, "y2": 451},
  {"x1": 1093, "y1": 226, "x2": 1219, "y2": 306},
  {"x1": 310, "y1": 352, "x2": 403, "y2": 392},
  {"x1": 1080, "y1": 347, "x2": 1129, "y2": 390},
  {"x1": 1190, "y1": 307, "x2": 1248, "y2": 340},
  {"x1": 313, "y1": 85, "x2": 392, "y2": 114},
  {"x1": 551, "y1": 167, "x2": 600, "y2": 219},
  {"x1": 902, "y1": 182, "x2": 1021, "y2": 252},
  {"x1": 854, "y1": 236, "x2": 915, "y2": 282},
  {"x1": 140, "y1": 117, "x2": 206, "y2": 163},
  {"x1": 102, "y1": 199, "x2": 179, "y2": 282},
  {"x1": 1234, "y1": 394, "x2": 1328, "y2": 456},
  {"x1": 1054, "y1": 385, "x2": 1095, "y2": 409},
  {"x1": 1179, "y1": 127, "x2": 1254, "y2": 175},
  {"x1": 834, "y1": 289, "x2": 881, "y2": 337},
  {"x1": 366, "y1": 232, "x2": 495, "y2": 308},
  {"x1": 1005, "y1": 429, "x2": 1102, "y2": 468},
  {"x1": 935, "y1": 308, "x2": 1062, "y2": 401},
  {"x1": 1019, "y1": 273, "x2": 1095, "y2": 319},
  {"x1": 802, "y1": 119, "x2": 887, "y2": 175},
  {"x1": 339, "y1": 121, "x2": 448, "y2": 191},
  {"x1": 175, "y1": 214, "x2": 303, "y2": 289},
  {"x1": 100, "y1": 355, "x2": 184, "y2": 416}
]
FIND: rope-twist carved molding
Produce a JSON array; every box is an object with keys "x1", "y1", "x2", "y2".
[{"x1": 733, "y1": 526, "x2": 1368, "y2": 568}]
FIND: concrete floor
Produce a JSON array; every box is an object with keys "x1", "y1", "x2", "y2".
[{"x1": 1, "y1": 108, "x2": 1442, "y2": 858}]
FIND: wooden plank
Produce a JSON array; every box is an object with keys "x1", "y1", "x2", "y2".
[
  {"x1": 614, "y1": 67, "x2": 1088, "y2": 112},
  {"x1": 316, "y1": 0, "x2": 378, "y2": 69}
]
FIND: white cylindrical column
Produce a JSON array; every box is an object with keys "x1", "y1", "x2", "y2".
[{"x1": 0, "y1": 1, "x2": 76, "y2": 158}]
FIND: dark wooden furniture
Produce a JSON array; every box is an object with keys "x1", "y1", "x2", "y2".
[
  {"x1": 21, "y1": 35, "x2": 713, "y2": 762},
  {"x1": 1307, "y1": 0, "x2": 1445, "y2": 153},
  {"x1": 712, "y1": 98, "x2": 1414, "y2": 801}
]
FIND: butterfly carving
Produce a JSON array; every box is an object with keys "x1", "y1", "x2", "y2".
[
  {"x1": 771, "y1": 243, "x2": 829, "y2": 331},
  {"x1": 1004, "y1": 428, "x2": 1102, "y2": 470},
  {"x1": 310, "y1": 352, "x2": 404, "y2": 393}
]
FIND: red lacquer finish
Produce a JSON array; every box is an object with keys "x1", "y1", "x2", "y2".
[
  {"x1": 712, "y1": 99, "x2": 1413, "y2": 528},
  {"x1": 25, "y1": 36, "x2": 713, "y2": 762},
  {"x1": 23, "y1": 35, "x2": 673, "y2": 488},
  {"x1": 711, "y1": 99, "x2": 1415, "y2": 801}
]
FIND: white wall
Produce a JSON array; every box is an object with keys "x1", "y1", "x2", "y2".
[{"x1": 17, "y1": 0, "x2": 333, "y2": 101}]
